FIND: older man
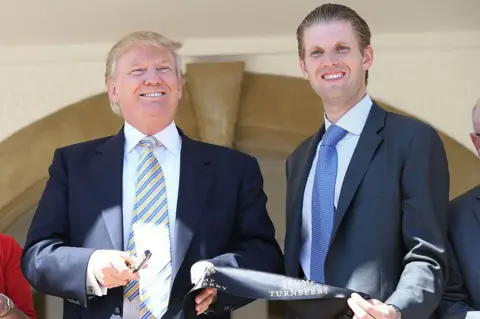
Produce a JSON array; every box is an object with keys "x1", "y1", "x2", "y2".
[
  {"x1": 21, "y1": 31, "x2": 283, "y2": 319},
  {"x1": 437, "y1": 99, "x2": 480, "y2": 319}
]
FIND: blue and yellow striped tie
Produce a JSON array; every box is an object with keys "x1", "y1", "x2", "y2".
[{"x1": 124, "y1": 136, "x2": 172, "y2": 318}]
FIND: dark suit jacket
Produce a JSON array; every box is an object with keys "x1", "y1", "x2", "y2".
[
  {"x1": 284, "y1": 102, "x2": 450, "y2": 319},
  {"x1": 21, "y1": 127, "x2": 283, "y2": 319},
  {"x1": 437, "y1": 186, "x2": 480, "y2": 318}
]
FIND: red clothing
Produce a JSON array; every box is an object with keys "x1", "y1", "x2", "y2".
[{"x1": 0, "y1": 233, "x2": 37, "y2": 318}]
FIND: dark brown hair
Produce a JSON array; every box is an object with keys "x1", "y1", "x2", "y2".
[{"x1": 296, "y1": 3, "x2": 371, "y2": 83}]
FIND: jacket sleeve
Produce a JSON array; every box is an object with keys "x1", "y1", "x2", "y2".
[
  {"x1": 21, "y1": 149, "x2": 95, "y2": 308},
  {"x1": 385, "y1": 124, "x2": 450, "y2": 319}
]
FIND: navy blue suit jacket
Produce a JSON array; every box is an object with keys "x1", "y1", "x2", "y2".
[
  {"x1": 284, "y1": 103, "x2": 450, "y2": 319},
  {"x1": 21, "y1": 127, "x2": 283, "y2": 319},
  {"x1": 437, "y1": 185, "x2": 480, "y2": 318}
]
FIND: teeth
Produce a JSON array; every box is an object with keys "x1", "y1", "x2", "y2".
[
  {"x1": 143, "y1": 92, "x2": 164, "y2": 97},
  {"x1": 324, "y1": 73, "x2": 344, "y2": 80}
]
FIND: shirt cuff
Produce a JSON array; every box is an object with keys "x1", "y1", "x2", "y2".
[{"x1": 86, "y1": 250, "x2": 108, "y2": 296}]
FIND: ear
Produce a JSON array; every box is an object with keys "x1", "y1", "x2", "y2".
[
  {"x1": 471, "y1": 134, "x2": 480, "y2": 157},
  {"x1": 362, "y1": 45, "x2": 374, "y2": 71},
  {"x1": 106, "y1": 78, "x2": 119, "y2": 104},
  {"x1": 470, "y1": 133, "x2": 477, "y2": 147},
  {"x1": 299, "y1": 57, "x2": 308, "y2": 79},
  {"x1": 178, "y1": 77, "x2": 184, "y2": 99}
]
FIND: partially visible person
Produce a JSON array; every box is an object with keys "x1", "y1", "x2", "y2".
[
  {"x1": 437, "y1": 99, "x2": 480, "y2": 319},
  {"x1": 470, "y1": 99, "x2": 480, "y2": 157},
  {"x1": 0, "y1": 233, "x2": 37, "y2": 319}
]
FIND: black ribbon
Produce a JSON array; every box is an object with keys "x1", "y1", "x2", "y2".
[{"x1": 183, "y1": 267, "x2": 369, "y2": 319}]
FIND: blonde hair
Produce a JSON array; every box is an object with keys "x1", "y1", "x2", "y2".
[{"x1": 105, "y1": 31, "x2": 184, "y2": 116}]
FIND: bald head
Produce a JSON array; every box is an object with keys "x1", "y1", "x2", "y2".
[
  {"x1": 470, "y1": 98, "x2": 480, "y2": 157},
  {"x1": 472, "y1": 99, "x2": 480, "y2": 134}
]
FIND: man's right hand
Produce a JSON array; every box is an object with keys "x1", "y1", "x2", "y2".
[{"x1": 91, "y1": 250, "x2": 140, "y2": 289}]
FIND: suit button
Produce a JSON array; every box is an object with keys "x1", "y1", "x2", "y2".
[{"x1": 113, "y1": 306, "x2": 121, "y2": 315}]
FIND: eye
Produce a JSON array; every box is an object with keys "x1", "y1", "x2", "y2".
[
  {"x1": 130, "y1": 69, "x2": 145, "y2": 75},
  {"x1": 337, "y1": 45, "x2": 349, "y2": 52},
  {"x1": 157, "y1": 66, "x2": 172, "y2": 72},
  {"x1": 310, "y1": 49, "x2": 323, "y2": 57}
]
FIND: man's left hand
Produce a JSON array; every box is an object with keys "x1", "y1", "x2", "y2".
[
  {"x1": 195, "y1": 288, "x2": 217, "y2": 315},
  {"x1": 347, "y1": 293, "x2": 398, "y2": 319}
]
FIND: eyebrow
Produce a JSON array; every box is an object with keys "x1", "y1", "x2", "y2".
[
  {"x1": 155, "y1": 58, "x2": 171, "y2": 64},
  {"x1": 309, "y1": 42, "x2": 350, "y2": 50},
  {"x1": 130, "y1": 58, "x2": 172, "y2": 66}
]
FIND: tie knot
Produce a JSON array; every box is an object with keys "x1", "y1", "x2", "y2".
[
  {"x1": 321, "y1": 125, "x2": 347, "y2": 147},
  {"x1": 138, "y1": 136, "x2": 160, "y2": 149}
]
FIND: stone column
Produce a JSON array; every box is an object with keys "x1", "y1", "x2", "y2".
[{"x1": 185, "y1": 61, "x2": 245, "y2": 147}]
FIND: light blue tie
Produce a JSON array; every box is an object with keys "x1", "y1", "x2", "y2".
[{"x1": 310, "y1": 124, "x2": 347, "y2": 283}]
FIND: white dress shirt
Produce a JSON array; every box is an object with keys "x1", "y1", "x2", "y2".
[
  {"x1": 300, "y1": 94, "x2": 373, "y2": 279},
  {"x1": 86, "y1": 120, "x2": 181, "y2": 318}
]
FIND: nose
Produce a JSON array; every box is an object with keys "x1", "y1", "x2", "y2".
[
  {"x1": 144, "y1": 69, "x2": 163, "y2": 85},
  {"x1": 321, "y1": 52, "x2": 339, "y2": 67}
]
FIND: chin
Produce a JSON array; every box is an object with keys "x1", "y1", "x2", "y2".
[
  {"x1": 316, "y1": 87, "x2": 344, "y2": 100},
  {"x1": 141, "y1": 102, "x2": 171, "y2": 112}
]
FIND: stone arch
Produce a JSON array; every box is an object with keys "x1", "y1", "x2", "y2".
[{"x1": 1, "y1": 61, "x2": 479, "y2": 233}]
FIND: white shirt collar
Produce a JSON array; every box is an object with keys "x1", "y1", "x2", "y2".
[
  {"x1": 123, "y1": 120, "x2": 181, "y2": 156},
  {"x1": 324, "y1": 94, "x2": 373, "y2": 136}
]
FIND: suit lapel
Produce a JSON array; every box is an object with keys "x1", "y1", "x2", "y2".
[
  {"x1": 332, "y1": 103, "x2": 385, "y2": 239},
  {"x1": 90, "y1": 128, "x2": 125, "y2": 251},
  {"x1": 474, "y1": 192, "x2": 480, "y2": 226},
  {"x1": 285, "y1": 127, "x2": 324, "y2": 275},
  {"x1": 173, "y1": 136, "x2": 211, "y2": 280}
]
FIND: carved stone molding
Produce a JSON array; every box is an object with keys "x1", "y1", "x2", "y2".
[{"x1": 0, "y1": 68, "x2": 479, "y2": 232}]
